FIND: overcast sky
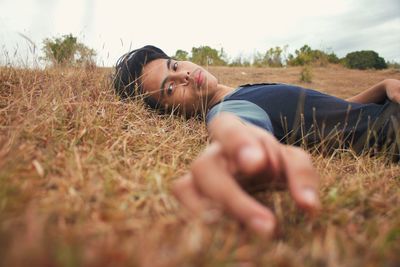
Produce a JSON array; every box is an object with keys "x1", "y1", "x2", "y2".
[{"x1": 0, "y1": 0, "x2": 399, "y2": 66}]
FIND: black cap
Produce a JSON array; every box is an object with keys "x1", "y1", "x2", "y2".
[{"x1": 113, "y1": 45, "x2": 170, "y2": 99}]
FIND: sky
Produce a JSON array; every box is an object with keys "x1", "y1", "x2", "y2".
[{"x1": 0, "y1": 0, "x2": 399, "y2": 67}]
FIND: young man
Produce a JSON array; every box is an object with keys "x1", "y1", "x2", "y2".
[{"x1": 114, "y1": 45, "x2": 400, "y2": 237}]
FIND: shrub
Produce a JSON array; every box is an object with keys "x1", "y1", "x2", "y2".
[
  {"x1": 344, "y1": 50, "x2": 387, "y2": 70},
  {"x1": 42, "y1": 34, "x2": 96, "y2": 67},
  {"x1": 300, "y1": 65, "x2": 312, "y2": 83}
]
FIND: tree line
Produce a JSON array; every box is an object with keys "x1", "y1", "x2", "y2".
[
  {"x1": 41, "y1": 34, "x2": 398, "y2": 70},
  {"x1": 173, "y1": 44, "x2": 394, "y2": 70}
]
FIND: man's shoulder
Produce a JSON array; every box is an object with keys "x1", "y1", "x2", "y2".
[{"x1": 206, "y1": 100, "x2": 274, "y2": 133}]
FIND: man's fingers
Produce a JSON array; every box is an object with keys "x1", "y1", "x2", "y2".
[
  {"x1": 281, "y1": 146, "x2": 321, "y2": 214},
  {"x1": 191, "y1": 143, "x2": 276, "y2": 237},
  {"x1": 171, "y1": 173, "x2": 209, "y2": 216},
  {"x1": 182, "y1": 112, "x2": 321, "y2": 237},
  {"x1": 208, "y1": 113, "x2": 266, "y2": 175}
]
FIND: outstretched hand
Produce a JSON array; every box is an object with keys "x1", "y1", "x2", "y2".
[
  {"x1": 385, "y1": 79, "x2": 400, "y2": 104},
  {"x1": 172, "y1": 113, "x2": 321, "y2": 238}
]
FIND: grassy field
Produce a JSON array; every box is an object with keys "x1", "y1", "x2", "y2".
[{"x1": 0, "y1": 64, "x2": 400, "y2": 267}]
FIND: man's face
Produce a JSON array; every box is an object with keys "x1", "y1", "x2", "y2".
[{"x1": 140, "y1": 58, "x2": 218, "y2": 115}]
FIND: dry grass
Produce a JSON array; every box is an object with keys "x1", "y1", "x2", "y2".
[{"x1": 0, "y1": 64, "x2": 400, "y2": 267}]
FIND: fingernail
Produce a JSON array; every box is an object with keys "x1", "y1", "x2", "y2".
[
  {"x1": 302, "y1": 187, "x2": 318, "y2": 206},
  {"x1": 239, "y1": 146, "x2": 264, "y2": 165},
  {"x1": 249, "y1": 217, "x2": 274, "y2": 236}
]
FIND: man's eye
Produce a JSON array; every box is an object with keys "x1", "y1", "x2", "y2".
[
  {"x1": 167, "y1": 83, "x2": 174, "y2": 95},
  {"x1": 173, "y1": 62, "x2": 178, "y2": 71}
]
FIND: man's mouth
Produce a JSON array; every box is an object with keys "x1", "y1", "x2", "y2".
[{"x1": 194, "y1": 70, "x2": 203, "y2": 89}]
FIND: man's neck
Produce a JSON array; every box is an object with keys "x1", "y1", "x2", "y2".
[{"x1": 207, "y1": 84, "x2": 235, "y2": 109}]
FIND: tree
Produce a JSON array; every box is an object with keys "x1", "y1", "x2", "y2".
[
  {"x1": 250, "y1": 46, "x2": 285, "y2": 67},
  {"x1": 252, "y1": 51, "x2": 265, "y2": 67},
  {"x1": 265, "y1": 46, "x2": 283, "y2": 67},
  {"x1": 173, "y1": 49, "x2": 189, "y2": 61},
  {"x1": 42, "y1": 34, "x2": 96, "y2": 67},
  {"x1": 327, "y1": 52, "x2": 340, "y2": 64},
  {"x1": 287, "y1": 45, "x2": 314, "y2": 66},
  {"x1": 190, "y1": 46, "x2": 227, "y2": 66},
  {"x1": 287, "y1": 45, "x2": 339, "y2": 66},
  {"x1": 229, "y1": 54, "x2": 251, "y2": 67},
  {"x1": 344, "y1": 50, "x2": 387, "y2": 70}
]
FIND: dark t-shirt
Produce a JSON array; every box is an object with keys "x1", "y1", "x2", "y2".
[{"x1": 206, "y1": 83, "x2": 400, "y2": 153}]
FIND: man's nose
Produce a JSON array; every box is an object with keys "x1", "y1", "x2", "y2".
[{"x1": 173, "y1": 71, "x2": 190, "y2": 84}]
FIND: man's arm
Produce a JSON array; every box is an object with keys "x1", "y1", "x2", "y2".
[
  {"x1": 346, "y1": 79, "x2": 400, "y2": 104},
  {"x1": 172, "y1": 112, "x2": 321, "y2": 238}
]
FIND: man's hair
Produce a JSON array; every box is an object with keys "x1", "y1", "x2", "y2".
[{"x1": 113, "y1": 45, "x2": 170, "y2": 109}]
